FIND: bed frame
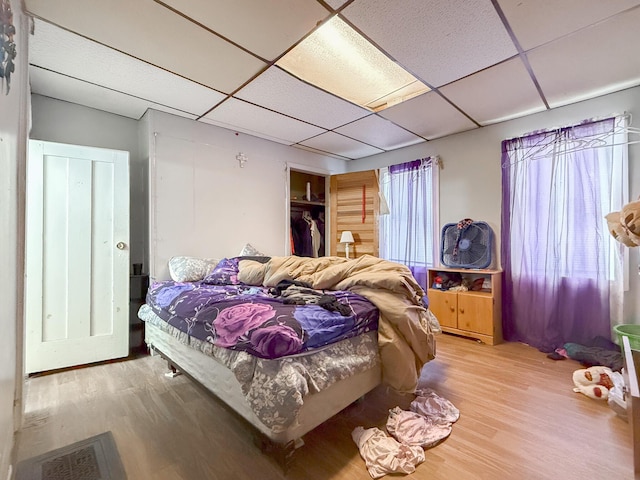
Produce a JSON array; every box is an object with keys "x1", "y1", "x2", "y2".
[{"x1": 145, "y1": 322, "x2": 382, "y2": 469}]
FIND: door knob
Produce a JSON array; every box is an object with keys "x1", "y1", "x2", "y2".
[{"x1": 116, "y1": 242, "x2": 126, "y2": 250}]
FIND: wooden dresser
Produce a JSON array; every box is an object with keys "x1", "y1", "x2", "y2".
[{"x1": 427, "y1": 267, "x2": 502, "y2": 345}]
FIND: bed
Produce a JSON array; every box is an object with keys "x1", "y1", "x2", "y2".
[{"x1": 140, "y1": 254, "x2": 439, "y2": 466}]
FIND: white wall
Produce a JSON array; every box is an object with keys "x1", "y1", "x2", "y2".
[
  {"x1": 145, "y1": 109, "x2": 348, "y2": 281},
  {"x1": 27, "y1": 72, "x2": 640, "y2": 324},
  {"x1": 348, "y1": 86, "x2": 640, "y2": 325},
  {"x1": 0, "y1": 1, "x2": 29, "y2": 477},
  {"x1": 30, "y1": 95, "x2": 147, "y2": 269}
]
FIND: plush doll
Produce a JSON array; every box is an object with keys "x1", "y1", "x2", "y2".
[{"x1": 572, "y1": 366, "x2": 615, "y2": 400}]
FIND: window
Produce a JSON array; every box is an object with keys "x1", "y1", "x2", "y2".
[
  {"x1": 379, "y1": 157, "x2": 439, "y2": 289},
  {"x1": 501, "y1": 115, "x2": 628, "y2": 351}
]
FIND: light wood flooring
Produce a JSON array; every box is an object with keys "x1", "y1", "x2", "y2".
[{"x1": 15, "y1": 333, "x2": 635, "y2": 480}]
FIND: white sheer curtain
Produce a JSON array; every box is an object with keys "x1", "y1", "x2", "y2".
[{"x1": 379, "y1": 157, "x2": 439, "y2": 290}]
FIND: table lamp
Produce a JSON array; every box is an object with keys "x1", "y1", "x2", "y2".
[{"x1": 340, "y1": 231, "x2": 355, "y2": 259}]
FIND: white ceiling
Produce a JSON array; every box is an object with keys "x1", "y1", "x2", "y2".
[{"x1": 24, "y1": 0, "x2": 640, "y2": 160}]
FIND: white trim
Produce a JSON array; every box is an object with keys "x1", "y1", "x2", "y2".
[
  {"x1": 287, "y1": 162, "x2": 332, "y2": 176},
  {"x1": 431, "y1": 158, "x2": 441, "y2": 268},
  {"x1": 149, "y1": 131, "x2": 158, "y2": 281}
]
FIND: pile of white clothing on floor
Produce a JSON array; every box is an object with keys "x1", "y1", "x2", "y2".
[{"x1": 352, "y1": 388, "x2": 459, "y2": 479}]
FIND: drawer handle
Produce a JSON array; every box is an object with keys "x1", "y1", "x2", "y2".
[
  {"x1": 459, "y1": 308, "x2": 465, "y2": 314},
  {"x1": 450, "y1": 306, "x2": 455, "y2": 312}
]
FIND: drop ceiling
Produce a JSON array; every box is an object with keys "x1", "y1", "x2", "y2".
[{"x1": 24, "y1": 0, "x2": 640, "y2": 160}]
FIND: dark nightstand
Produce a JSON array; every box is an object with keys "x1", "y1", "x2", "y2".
[{"x1": 130, "y1": 274, "x2": 149, "y2": 355}]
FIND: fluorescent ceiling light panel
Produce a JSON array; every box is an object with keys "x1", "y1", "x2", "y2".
[{"x1": 277, "y1": 16, "x2": 430, "y2": 112}]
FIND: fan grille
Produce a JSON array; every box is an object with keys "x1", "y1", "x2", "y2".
[{"x1": 441, "y1": 222, "x2": 492, "y2": 268}]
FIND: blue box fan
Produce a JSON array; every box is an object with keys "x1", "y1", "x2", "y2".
[{"x1": 440, "y1": 220, "x2": 493, "y2": 269}]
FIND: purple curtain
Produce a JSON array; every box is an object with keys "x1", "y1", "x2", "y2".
[
  {"x1": 501, "y1": 118, "x2": 622, "y2": 352},
  {"x1": 389, "y1": 158, "x2": 424, "y2": 174}
]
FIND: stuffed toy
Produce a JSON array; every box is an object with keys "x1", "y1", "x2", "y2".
[
  {"x1": 621, "y1": 199, "x2": 640, "y2": 245},
  {"x1": 572, "y1": 366, "x2": 615, "y2": 400},
  {"x1": 606, "y1": 199, "x2": 640, "y2": 247}
]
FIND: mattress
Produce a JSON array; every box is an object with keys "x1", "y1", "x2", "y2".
[{"x1": 141, "y1": 306, "x2": 382, "y2": 444}]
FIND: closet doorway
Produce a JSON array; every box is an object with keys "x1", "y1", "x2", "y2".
[{"x1": 288, "y1": 166, "x2": 329, "y2": 258}]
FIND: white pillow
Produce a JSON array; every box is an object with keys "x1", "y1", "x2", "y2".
[
  {"x1": 238, "y1": 243, "x2": 265, "y2": 257},
  {"x1": 168, "y1": 256, "x2": 219, "y2": 282}
]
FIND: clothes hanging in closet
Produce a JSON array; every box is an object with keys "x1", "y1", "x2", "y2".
[{"x1": 291, "y1": 207, "x2": 324, "y2": 257}]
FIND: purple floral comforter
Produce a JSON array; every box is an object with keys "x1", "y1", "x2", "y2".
[{"x1": 145, "y1": 281, "x2": 379, "y2": 359}]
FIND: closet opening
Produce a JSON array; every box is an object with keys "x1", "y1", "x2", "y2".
[{"x1": 288, "y1": 167, "x2": 329, "y2": 258}]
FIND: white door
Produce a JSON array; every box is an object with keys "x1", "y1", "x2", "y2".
[{"x1": 25, "y1": 140, "x2": 130, "y2": 374}]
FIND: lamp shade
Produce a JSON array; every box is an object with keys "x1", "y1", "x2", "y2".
[{"x1": 340, "y1": 231, "x2": 355, "y2": 244}]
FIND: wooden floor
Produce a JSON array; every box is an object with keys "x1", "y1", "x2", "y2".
[{"x1": 15, "y1": 333, "x2": 635, "y2": 480}]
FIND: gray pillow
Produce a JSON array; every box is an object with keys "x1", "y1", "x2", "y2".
[
  {"x1": 168, "y1": 256, "x2": 219, "y2": 282},
  {"x1": 238, "y1": 243, "x2": 265, "y2": 257}
]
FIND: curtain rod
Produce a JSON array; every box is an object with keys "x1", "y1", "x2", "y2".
[
  {"x1": 504, "y1": 112, "x2": 632, "y2": 143},
  {"x1": 502, "y1": 114, "x2": 639, "y2": 166}
]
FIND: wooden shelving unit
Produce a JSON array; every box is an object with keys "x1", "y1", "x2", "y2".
[
  {"x1": 130, "y1": 274, "x2": 149, "y2": 355},
  {"x1": 427, "y1": 267, "x2": 502, "y2": 345},
  {"x1": 290, "y1": 199, "x2": 325, "y2": 207}
]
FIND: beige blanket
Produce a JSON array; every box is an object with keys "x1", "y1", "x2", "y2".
[{"x1": 238, "y1": 255, "x2": 437, "y2": 392}]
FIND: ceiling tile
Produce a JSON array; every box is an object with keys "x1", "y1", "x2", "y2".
[
  {"x1": 234, "y1": 67, "x2": 370, "y2": 129},
  {"x1": 293, "y1": 144, "x2": 350, "y2": 161},
  {"x1": 342, "y1": 0, "x2": 518, "y2": 87},
  {"x1": 325, "y1": 0, "x2": 350, "y2": 10},
  {"x1": 30, "y1": 19, "x2": 226, "y2": 117},
  {"x1": 440, "y1": 57, "x2": 546, "y2": 125},
  {"x1": 30, "y1": 67, "x2": 198, "y2": 120},
  {"x1": 23, "y1": 0, "x2": 640, "y2": 161},
  {"x1": 335, "y1": 115, "x2": 425, "y2": 150},
  {"x1": 200, "y1": 98, "x2": 327, "y2": 145},
  {"x1": 379, "y1": 92, "x2": 478, "y2": 140},
  {"x1": 160, "y1": 0, "x2": 329, "y2": 61},
  {"x1": 527, "y1": 8, "x2": 640, "y2": 108},
  {"x1": 299, "y1": 132, "x2": 384, "y2": 159},
  {"x1": 499, "y1": 0, "x2": 640, "y2": 51},
  {"x1": 25, "y1": 0, "x2": 266, "y2": 93}
]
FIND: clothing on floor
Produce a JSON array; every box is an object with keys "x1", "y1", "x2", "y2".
[
  {"x1": 351, "y1": 426, "x2": 425, "y2": 479},
  {"x1": 386, "y1": 406, "x2": 452, "y2": 448},
  {"x1": 352, "y1": 389, "x2": 458, "y2": 477},
  {"x1": 410, "y1": 388, "x2": 460, "y2": 424},
  {"x1": 563, "y1": 342, "x2": 623, "y2": 372}
]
